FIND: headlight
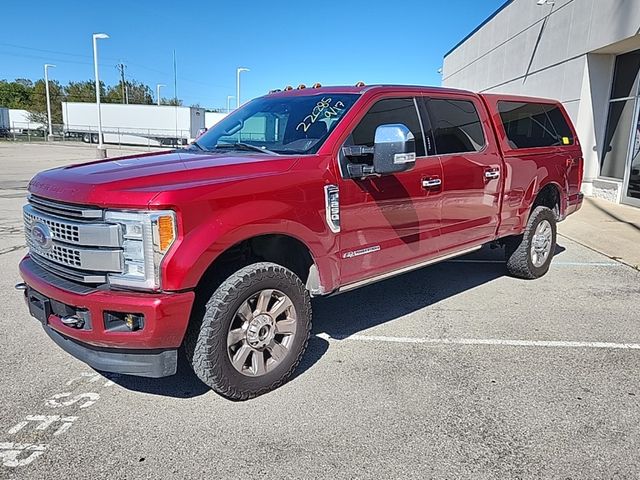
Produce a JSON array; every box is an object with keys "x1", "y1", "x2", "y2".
[{"x1": 104, "y1": 210, "x2": 177, "y2": 291}]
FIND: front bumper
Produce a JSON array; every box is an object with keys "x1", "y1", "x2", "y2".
[
  {"x1": 43, "y1": 326, "x2": 178, "y2": 378},
  {"x1": 19, "y1": 255, "x2": 195, "y2": 377}
]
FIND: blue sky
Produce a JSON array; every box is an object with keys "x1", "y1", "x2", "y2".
[{"x1": 0, "y1": 0, "x2": 505, "y2": 109}]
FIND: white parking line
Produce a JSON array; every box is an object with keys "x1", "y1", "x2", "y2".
[{"x1": 316, "y1": 333, "x2": 640, "y2": 350}]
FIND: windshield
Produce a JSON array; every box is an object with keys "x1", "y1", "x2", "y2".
[{"x1": 194, "y1": 93, "x2": 359, "y2": 155}]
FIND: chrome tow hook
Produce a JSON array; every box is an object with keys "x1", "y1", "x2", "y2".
[
  {"x1": 15, "y1": 283, "x2": 27, "y2": 291},
  {"x1": 61, "y1": 315, "x2": 85, "y2": 329}
]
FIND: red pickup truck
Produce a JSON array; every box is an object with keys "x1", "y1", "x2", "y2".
[{"x1": 18, "y1": 85, "x2": 583, "y2": 400}]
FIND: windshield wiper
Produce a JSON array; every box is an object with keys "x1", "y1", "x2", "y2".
[{"x1": 213, "y1": 142, "x2": 278, "y2": 155}]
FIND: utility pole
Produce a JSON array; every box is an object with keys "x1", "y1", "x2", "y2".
[
  {"x1": 173, "y1": 49, "x2": 178, "y2": 143},
  {"x1": 44, "y1": 64, "x2": 56, "y2": 141},
  {"x1": 236, "y1": 67, "x2": 249, "y2": 109},
  {"x1": 173, "y1": 50, "x2": 178, "y2": 106},
  {"x1": 116, "y1": 63, "x2": 127, "y2": 104},
  {"x1": 92, "y1": 33, "x2": 109, "y2": 157},
  {"x1": 156, "y1": 84, "x2": 166, "y2": 106}
]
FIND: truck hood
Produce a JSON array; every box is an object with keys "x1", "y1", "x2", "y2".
[{"x1": 28, "y1": 150, "x2": 299, "y2": 208}]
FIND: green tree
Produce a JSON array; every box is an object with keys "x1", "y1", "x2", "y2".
[
  {"x1": 0, "y1": 80, "x2": 32, "y2": 109},
  {"x1": 104, "y1": 80, "x2": 154, "y2": 104},
  {"x1": 65, "y1": 80, "x2": 104, "y2": 103},
  {"x1": 160, "y1": 97, "x2": 183, "y2": 106},
  {"x1": 27, "y1": 79, "x2": 64, "y2": 125},
  {"x1": 15, "y1": 78, "x2": 34, "y2": 88}
]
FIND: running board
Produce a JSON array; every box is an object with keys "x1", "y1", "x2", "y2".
[{"x1": 335, "y1": 245, "x2": 482, "y2": 295}]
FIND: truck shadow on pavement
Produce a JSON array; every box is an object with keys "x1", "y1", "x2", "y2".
[
  {"x1": 105, "y1": 243, "x2": 565, "y2": 399},
  {"x1": 313, "y1": 243, "x2": 565, "y2": 339}
]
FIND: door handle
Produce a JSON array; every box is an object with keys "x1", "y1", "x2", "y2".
[
  {"x1": 484, "y1": 169, "x2": 500, "y2": 180},
  {"x1": 421, "y1": 178, "x2": 442, "y2": 188}
]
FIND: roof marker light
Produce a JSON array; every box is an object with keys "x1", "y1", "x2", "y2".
[
  {"x1": 284, "y1": 85, "x2": 293, "y2": 91},
  {"x1": 312, "y1": 83, "x2": 322, "y2": 88},
  {"x1": 297, "y1": 84, "x2": 306, "y2": 89},
  {"x1": 355, "y1": 81, "x2": 365, "y2": 87}
]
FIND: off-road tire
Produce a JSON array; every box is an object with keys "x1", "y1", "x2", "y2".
[
  {"x1": 505, "y1": 206, "x2": 557, "y2": 279},
  {"x1": 185, "y1": 262, "x2": 311, "y2": 401}
]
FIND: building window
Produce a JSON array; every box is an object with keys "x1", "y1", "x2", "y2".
[
  {"x1": 497, "y1": 101, "x2": 574, "y2": 149},
  {"x1": 428, "y1": 99, "x2": 485, "y2": 154}
]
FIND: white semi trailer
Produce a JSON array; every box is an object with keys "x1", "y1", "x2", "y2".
[{"x1": 62, "y1": 102, "x2": 206, "y2": 146}]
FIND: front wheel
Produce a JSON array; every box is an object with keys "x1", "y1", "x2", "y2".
[
  {"x1": 505, "y1": 206, "x2": 557, "y2": 279},
  {"x1": 185, "y1": 262, "x2": 312, "y2": 400}
]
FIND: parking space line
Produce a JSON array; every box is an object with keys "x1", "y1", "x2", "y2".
[{"x1": 317, "y1": 333, "x2": 640, "y2": 350}]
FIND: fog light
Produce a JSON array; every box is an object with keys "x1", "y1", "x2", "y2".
[
  {"x1": 124, "y1": 313, "x2": 143, "y2": 331},
  {"x1": 104, "y1": 311, "x2": 144, "y2": 332}
]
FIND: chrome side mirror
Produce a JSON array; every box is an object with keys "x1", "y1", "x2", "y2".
[{"x1": 372, "y1": 124, "x2": 416, "y2": 175}]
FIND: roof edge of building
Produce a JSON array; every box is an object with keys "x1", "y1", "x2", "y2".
[{"x1": 444, "y1": 0, "x2": 514, "y2": 59}]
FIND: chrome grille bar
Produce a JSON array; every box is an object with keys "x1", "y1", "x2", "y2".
[
  {"x1": 30, "y1": 254, "x2": 107, "y2": 284},
  {"x1": 26, "y1": 236, "x2": 123, "y2": 272},
  {"x1": 28, "y1": 194, "x2": 103, "y2": 220}
]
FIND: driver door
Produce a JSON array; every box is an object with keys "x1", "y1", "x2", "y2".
[{"x1": 337, "y1": 96, "x2": 443, "y2": 286}]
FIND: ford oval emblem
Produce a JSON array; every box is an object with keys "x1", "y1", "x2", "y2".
[{"x1": 31, "y1": 222, "x2": 53, "y2": 251}]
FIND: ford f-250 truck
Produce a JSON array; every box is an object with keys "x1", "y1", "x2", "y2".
[{"x1": 17, "y1": 84, "x2": 583, "y2": 400}]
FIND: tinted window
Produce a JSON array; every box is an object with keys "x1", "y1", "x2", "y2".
[
  {"x1": 498, "y1": 101, "x2": 574, "y2": 149},
  {"x1": 610, "y1": 49, "x2": 640, "y2": 99},
  {"x1": 429, "y1": 99, "x2": 485, "y2": 154},
  {"x1": 351, "y1": 98, "x2": 426, "y2": 157}
]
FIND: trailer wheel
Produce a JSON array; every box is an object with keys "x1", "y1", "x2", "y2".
[
  {"x1": 185, "y1": 262, "x2": 311, "y2": 400},
  {"x1": 82, "y1": 133, "x2": 90, "y2": 143},
  {"x1": 91, "y1": 133, "x2": 99, "y2": 144}
]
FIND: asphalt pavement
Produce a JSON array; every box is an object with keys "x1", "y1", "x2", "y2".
[{"x1": 1, "y1": 144, "x2": 639, "y2": 479}]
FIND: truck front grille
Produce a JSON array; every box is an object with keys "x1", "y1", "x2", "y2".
[{"x1": 24, "y1": 196, "x2": 123, "y2": 285}]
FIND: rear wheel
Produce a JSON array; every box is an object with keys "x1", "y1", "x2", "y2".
[
  {"x1": 505, "y1": 206, "x2": 557, "y2": 279},
  {"x1": 185, "y1": 262, "x2": 311, "y2": 400}
]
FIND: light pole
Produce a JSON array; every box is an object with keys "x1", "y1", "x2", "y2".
[
  {"x1": 227, "y1": 95, "x2": 235, "y2": 113},
  {"x1": 156, "y1": 84, "x2": 166, "y2": 106},
  {"x1": 236, "y1": 67, "x2": 249, "y2": 109},
  {"x1": 44, "y1": 64, "x2": 56, "y2": 141},
  {"x1": 92, "y1": 32, "x2": 109, "y2": 156}
]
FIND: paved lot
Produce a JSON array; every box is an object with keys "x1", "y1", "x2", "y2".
[{"x1": 1, "y1": 144, "x2": 639, "y2": 478}]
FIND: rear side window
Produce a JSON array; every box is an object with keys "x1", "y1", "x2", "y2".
[
  {"x1": 350, "y1": 98, "x2": 426, "y2": 157},
  {"x1": 498, "y1": 101, "x2": 574, "y2": 149},
  {"x1": 428, "y1": 99, "x2": 486, "y2": 155}
]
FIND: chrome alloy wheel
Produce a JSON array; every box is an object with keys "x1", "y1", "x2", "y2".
[
  {"x1": 530, "y1": 219, "x2": 553, "y2": 267},
  {"x1": 227, "y1": 289, "x2": 297, "y2": 377}
]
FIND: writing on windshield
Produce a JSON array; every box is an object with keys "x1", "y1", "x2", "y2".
[{"x1": 296, "y1": 98, "x2": 346, "y2": 133}]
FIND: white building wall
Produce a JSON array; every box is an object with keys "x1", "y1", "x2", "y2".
[{"x1": 442, "y1": 0, "x2": 640, "y2": 196}]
